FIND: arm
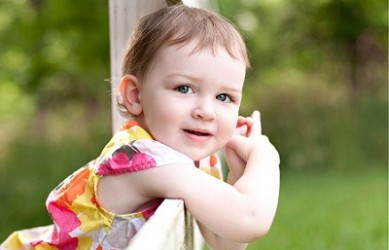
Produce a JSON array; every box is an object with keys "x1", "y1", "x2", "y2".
[
  {"x1": 99, "y1": 111, "x2": 279, "y2": 246},
  {"x1": 152, "y1": 111, "x2": 279, "y2": 241},
  {"x1": 196, "y1": 111, "x2": 280, "y2": 249},
  {"x1": 196, "y1": 113, "x2": 259, "y2": 250}
]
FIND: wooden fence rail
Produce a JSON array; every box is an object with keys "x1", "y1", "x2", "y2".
[{"x1": 126, "y1": 199, "x2": 197, "y2": 250}]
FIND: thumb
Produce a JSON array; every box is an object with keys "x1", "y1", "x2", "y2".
[{"x1": 248, "y1": 110, "x2": 261, "y2": 137}]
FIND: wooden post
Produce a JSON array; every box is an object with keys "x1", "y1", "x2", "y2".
[
  {"x1": 109, "y1": 1, "x2": 215, "y2": 249},
  {"x1": 109, "y1": 0, "x2": 168, "y2": 132}
]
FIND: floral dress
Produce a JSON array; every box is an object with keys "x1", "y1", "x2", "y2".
[{"x1": 1, "y1": 120, "x2": 222, "y2": 250}]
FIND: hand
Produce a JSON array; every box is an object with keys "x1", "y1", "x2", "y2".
[
  {"x1": 225, "y1": 111, "x2": 279, "y2": 184},
  {"x1": 224, "y1": 111, "x2": 259, "y2": 184}
]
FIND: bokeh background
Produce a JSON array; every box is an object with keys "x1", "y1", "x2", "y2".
[{"x1": 0, "y1": 0, "x2": 387, "y2": 249}]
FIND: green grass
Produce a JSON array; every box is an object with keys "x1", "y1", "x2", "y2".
[{"x1": 247, "y1": 169, "x2": 388, "y2": 250}]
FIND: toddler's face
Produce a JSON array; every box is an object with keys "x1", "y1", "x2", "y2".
[{"x1": 137, "y1": 42, "x2": 246, "y2": 160}]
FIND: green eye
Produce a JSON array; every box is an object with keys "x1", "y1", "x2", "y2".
[
  {"x1": 176, "y1": 85, "x2": 192, "y2": 94},
  {"x1": 216, "y1": 94, "x2": 232, "y2": 102}
]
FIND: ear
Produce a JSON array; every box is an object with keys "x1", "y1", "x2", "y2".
[{"x1": 120, "y1": 75, "x2": 143, "y2": 116}]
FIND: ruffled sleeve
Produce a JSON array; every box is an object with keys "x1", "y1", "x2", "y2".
[{"x1": 96, "y1": 139, "x2": 194, "y2": 176}]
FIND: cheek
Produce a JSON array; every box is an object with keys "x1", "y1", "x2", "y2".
[
  {"x1": 142, "y1": 93, "x2": 172, "y2": 119},
  {"x1": 225, "y1": 122, "x2": 238, "y2": 139},
  {"x1": 145, "y1": 108, "x2": 170, "y2": 132},
  {"x1": 218, "y1": 113, "x2": 239, "y2": 140},
  {"x1": 143, "y1": 101, "x2": 181, "y2": 137}
]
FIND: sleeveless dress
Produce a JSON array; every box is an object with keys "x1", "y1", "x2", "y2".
[{"x1": 1, "y1": 120, "x2": 222, "y2": 250}]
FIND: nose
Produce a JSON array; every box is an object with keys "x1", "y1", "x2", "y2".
[{"x1": 192, "y1": 100, "x2": 216, "y2": 121}]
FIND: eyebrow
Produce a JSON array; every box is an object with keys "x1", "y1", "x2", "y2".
[
  {"x1": 166, "y1": 72, "x2": 243, "y2": 93},
  {"x1": 222, "y1": 87, "x2": 243, "y2": 93},
  {"x1": 165, "y1": 72, "x2": 200, "y2": 81}
]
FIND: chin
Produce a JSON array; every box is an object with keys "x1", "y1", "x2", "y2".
[
  {"x1": 188, "y1": 151, "x2": 214, "y2": 162},
  {"x1": 173, "y1": 149, "x2": 201, "y2": 161},
  {"x1": 167, "y1": 144, "x2": 214, "y2": 162},
  {"x1": 183, "y1": 153, "x2": 202, "y2": 162}
]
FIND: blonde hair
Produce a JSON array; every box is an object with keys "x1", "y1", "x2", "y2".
[{"x1": 119, "y1": 4, "x2": 250, "y2": 115}]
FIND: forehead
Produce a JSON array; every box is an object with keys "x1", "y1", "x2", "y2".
[
  {"x1": 154, "y1": 41, "x2": 246, "y2": 70},
  {"x1": 148, "y1": 42, "x2": 246, "y2": 89},
  {"x1": 169, "y1": 38, "x2": 248, "y2": 67}
]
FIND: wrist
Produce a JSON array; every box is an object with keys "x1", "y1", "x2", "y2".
[{"x1": 227, "y1": 171, "x2": 240, "y2": 185}]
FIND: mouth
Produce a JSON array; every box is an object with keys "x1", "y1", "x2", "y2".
[{"x1": 183, "y1": 129, "x2": 212, "y2": 137}]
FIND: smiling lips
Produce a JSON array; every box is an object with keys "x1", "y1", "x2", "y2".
[{"x1": 183, "y1": 129, "x2": 212, "y2": 142}]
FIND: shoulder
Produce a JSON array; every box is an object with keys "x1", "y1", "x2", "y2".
[{"x1": 96, "y1": 122, "x2": 194, "y2": 175}]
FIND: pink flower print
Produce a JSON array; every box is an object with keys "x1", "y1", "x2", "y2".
[
  {"x1": 108, "y1": 152, "x2": 130, "y2": 171},
  {"x1": 97, "y1": 144, "x2": 157, "y2": 175},
  {"x1": 97, "y1": 162, "x2": 111, "y2": 175},
  {"x1": 128, "y1": 153, "x2": 157, "y2": 172},
  {"x1": 141, "y1": 199, "x2": 163, "y2": 219},
  {"x1": 47, "y1": 202, "x2": 81, "y2": 250}
]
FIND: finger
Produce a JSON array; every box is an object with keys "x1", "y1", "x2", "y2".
[
  {"x1": 235, "y1": 116, "x2": 249, "y2": 136},
  {"x1": 256, "y1": 111, "x2": 262, "y2": 135},
  {"x1": 226, "y1": 134, "x2": 245, "y2": 152},
  {"x1": 224, "y1": 146, "x2": 245, "y2": 169},
  {"x1": 248, "y1": 110, "x2": 261, "y2": 136},
  {"x1": 226, "y1": 134, "x2": 251, "y2": 161},
  {"x1": 236, "y1": 124, "x2": 248, "y2": 136},
  {"x1": 236, "y1": 116, "x2": 247, "y2": 127}
]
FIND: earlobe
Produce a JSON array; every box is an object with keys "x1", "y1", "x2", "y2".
[{"x1": 120, "y1": 75, "x2": 143, "y2": 116}]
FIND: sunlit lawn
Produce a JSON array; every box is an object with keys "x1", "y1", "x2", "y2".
[{"x1": 248, "y1": 169, "x2": 388, "y2": 250}]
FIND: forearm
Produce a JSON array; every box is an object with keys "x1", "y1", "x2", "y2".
[
  {"x1": 225, "y1": 112, "x2": 280, "y2": 230},
  {"x1": 233, "y1": 147, "x2": 280, "y2": 233},
  {"x1": 224, "y1": 146, "x2": 245, "y2": 185},
  {"x1": 186, "y1": 158, "x2": 279, "y2": 243},
  {"x1": 227, "y1": 168, "x2": 244, "y2": 185}
]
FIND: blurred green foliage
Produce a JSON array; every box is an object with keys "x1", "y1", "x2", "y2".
[
  {"x1": 0, "y1": 0, "x2": 110, "y2": 113},
  {"x1": 218, "y1": 0, "x2": 388, "y2": 170},
  {"x1": 0, "y1": 0, "x2": 387, "y2": 246}
]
